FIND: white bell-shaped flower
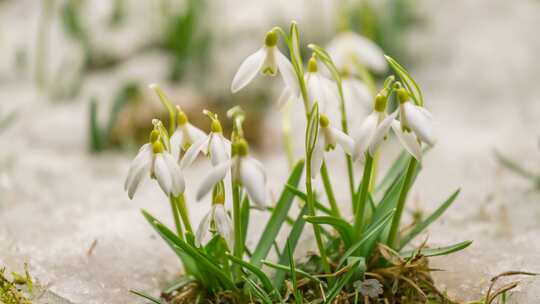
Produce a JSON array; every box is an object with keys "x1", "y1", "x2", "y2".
[
  {"x1": 124, "y1": 136, "x2": 185, "y2": 199},
  {"x1": 169, "y1": 109, "x2": 206, "y2": 161},
  {"x1": 353, "y1": 95, "x2": 396, "y2": 163},
  {"x1": 311, "y1": 115, "x2": 354, "y2": 179},
  {"x1": 196, "y1": 203, "x2": 234, "y2": 250},
  {"x1": 196, "y1": 139, "x2": 267, "y2": 207},
  {"x1": 326, "y1": 31, "x2": 387, "y2": 74},
  {"x1": 180, "y1": 115, "x2": 230, "y2": 168},
  {"x1": 231, "y1": 30, "x2": 299, "y2": 97},
  {"x1": 391, "y1": 88, "x2": 435, "y2": 161}
]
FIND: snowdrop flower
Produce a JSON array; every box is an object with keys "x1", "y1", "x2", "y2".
[
  {"x1": 231, "y1": 30, "x2": 299, "y2": 97},
  {"x1": 196, "y1": 195, "x2": 233, "y2": 249},
  {"x1": 196, "y1": 139, "x2": 267, "y2": 207},
  {"x1": 169, "y1": 107, "x2": 206, "y2": 161},
  {"x1": 304, "y1": 57, "x2": 338, "y2": 112},
  {"x1": 342, "y1": 72, "x2": 373, "y2": 121},
  {"x1": 180, "y1": 112, "x2": 230, "y2": 168},
  {"x1": 124, "y1": 130, "x2": 185, "y2": 199},
  {"x1": 391, "y1": 88, "x2": 435, "y2": 161},
  {"x1": 353, "y1": 94, "x2": 397, "y2": 163},
  {"x1": 311, "y1": 115, "x2": 354, "y2": 178},
  {"x1": 326, "y1": 31, "x2": 387, "y2": 74}
]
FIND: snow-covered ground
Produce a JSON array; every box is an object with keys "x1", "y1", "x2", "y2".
[{"x1": 1, "y1": 0, "x2": 539, "y2": 303}]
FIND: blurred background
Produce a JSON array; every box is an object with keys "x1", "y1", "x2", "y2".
[{"x1": 0, "y1": 0, "x2": 539, "y2": 303}]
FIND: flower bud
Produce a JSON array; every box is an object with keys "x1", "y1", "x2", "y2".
[
  {"x1": 152, "y1": 141, "x2": 164, "y2": 154},
  {"x1": 210, "y1": 119, "x2": 222, "y2": 133},
  {"x1": 374, "y1": 94, "x2": 387, "y2": 112},
  {"x1": 319, "y1": 114, "x2": 330, "y2": 128},
  {"x1": 264, "y1": 30, "x2": 278, "y2": 47},
  {"x1": 308, "y1": 57, "x2": 318, "y2": 73}
]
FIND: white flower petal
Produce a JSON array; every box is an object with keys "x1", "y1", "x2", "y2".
[
  {"x1": 327, "y1": 32, "x2": 387, "y2": 73},
  {"x1": 214, "y1": 205, "x2": 234, "y2": 250},
  {"x1": 403, "y1": 102, "x2": 435, "y2": 146},
  {"x1": 164, "y1": 152, "x2": 185, "y2": 196},
  {"x1": 185, "y1": 123, "x2": 207, "y2": 146},
  {"x1": 231, "y1": 48, "x2": 266, "y2": 93},
  {"x1": 343, "y1": 78, "x2": 372, "y2": 110},
  {"x1": 154, "y1": 154, "x2": 173, "y2": 195},
  {"x1": 391, "y1": 120, "x2": 422, "y2": 161},
  {"x1": 180, "y1": 136, "x2": 209, "y2": 168},
  {"x1": 331, "y1": 127, "x2": 354, "y2": 155},
  {"x1": 239, "y1": 157, "x2": 267, "y2": 207},
  {"x1": 261, "y1": 46, "x2": 277, "y2": 75},
  {"x1": 124, "y1": 143, "x2": 152, "y2": 191},
  {"x1": 276, "y1": 49, "x2": 300, "y2": 96},
  {"x1": 209, "y1": 134, "x2": 230, "y2": 166},
  {"x1": 169, "y1": 130, "x2": 183, "y2": 161},
  {"x1": 195, "y1": 210, "x2": 212, "y2": 247},
  {"x1": 353, "y1": 112, "x2": 378, "y2": 161},
  {"x1": 196, "y1": 160, "x2": 232, "y2": 201},
  {"x1": 368, "y1": 111, "x2": 397, "y2": 155},
  {"x1": 127, "y1": 160, "x2": 151, "y2": 199}
]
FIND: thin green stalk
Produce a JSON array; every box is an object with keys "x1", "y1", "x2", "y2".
[
  {"x1": 232, "y1": 182, "x2": 243, "y2": 277},
  {"x1": 353, "y1": 154, "x2": 373, "y2": 238},
  {"x1": 320, "y1": 162, "x2": 341, "y2": 218},
  {"x1": 176, "y1": 194, "x2": 193, "y2": 235},
  {"x1": 369, "y1": 149, "x2": 381, "y2": 192},
  {"x1": 305, "y1": 157, "x2": 332, "y2": 276},
  {"x1": 169, "y1": 196, "x2": 184, "y2": 239},
  {"x1": 387, "y1": 158, "x2": 418, "y2": 248}
]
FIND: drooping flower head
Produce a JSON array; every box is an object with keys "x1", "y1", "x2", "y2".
[
  {"x1": 353, "y1": 92, "x2": 396, "y2": 163},
  {"x1": 180, "y1": 110, "x2": 230, "y2": 168},
  {"x1": 303, "y1": 56, "x2": 338, "y2": 113},
  {"x1": 310, "y1": 114, "x2": 354, "y2": 178},
  {"x1": 326, "y1": 31, "x2": 387, "y2": 75},
  {"x1": 195, "y1": 182, "x2": 233, "y2": 249},
  {"x1": 391, "y1": 86, "x2": 435, "y2": 161},
  {"x1": 124, "y1": 122, "x2": 185, "y2": 199},
  {"x1": 196, "y1": 138, "x2": 267, "y2": 207},
  {"x1": 231, "y1": 30, "x2": 299, "y2": 97},
  {"x1": 169, "y1": 106, "x2": 206, "y2": 161}
]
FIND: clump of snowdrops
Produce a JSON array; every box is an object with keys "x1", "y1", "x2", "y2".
[{"x1": 125, "y1": 21, "x2": 472, "y2": 303}]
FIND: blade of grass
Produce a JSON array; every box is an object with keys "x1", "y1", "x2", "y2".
[
  {"x1": 226, "y1": 254, "x2": 277, "y2": 297},
  {"x1": 304, "y1": 215, "x2": 354, "y2": 247},
  {"x1": 324, "y1": 257, "x2": 365, "y2": 304},
  {"x1": 163, "y1": 276, "x2": 197, "y2": 294},
  {"x1": 400, "y1": 240, "x2": 473, "y2": 258},
  {"x1": 285, "y1": 184, "x2": 333, "y2": 215},
  {"x1": 399, "y1": 189, "x2": 460, "y2": 249},
  {"x1": 263, "y1": 260, "x2": 321, "y2": 283},
  {"x1": 375, "y1": 151, "x2": 409, "y2": 197},
  {"x1": 129, "y1": 290, "x2": 165, "y2": 304},
  {"x1": 251, "y1": 160, "x2": 305, "y2": 266},
  {"x1": 287, "y1": 241, "x2": 303, "y2": 304},
  {"x1": 244, "y1": 276, "x2": 274, "y2": 304}
]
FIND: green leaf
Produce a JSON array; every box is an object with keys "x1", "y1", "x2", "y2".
[
  {"x1": 129, "y1": 290, "x2": 165, "y2": 304},
  {"x1": 289, "y1": 22, "x2": 303, "y2": 71},
  {"x1": 400, "y1": 189, "x2": 460, "y2": 249},
  {"x1": 104, "y1": 82, "x2": 140, "y2": 140},
  {"x1": 241, "y1": 195, "x2": 251, "y2": 246},
  {"x1": 251, "y1": 160, "x2": 305, "y2": 266},
  {"x1": 263, "y1": 260, "x2": 321, "y2": 283},
  {"x1": 375, "y1": 151, "x2": 409, "y2": 198},
  {"x1": 164, "y1": 276, "x2": 197, "y2": 294},
  {"x1": 287, "y1": 241, "x2": 303, "y2": 304},
  {"x1": 272, "y1": 204, "x2": 309, "y2": 289},
  {"x1": 141, "y1": 210, "x2": 235, "y2": 290},
  {"x1": 385, "y1": 55, "x2": 424, "y2": 106},
  {"x1": 338, "y1": 209, "x2": 395, "y2": 268},
  {"x1": 226, "y1": 254, "x2": 277, "y2": 298},
  {"x1": 304, "y1": 215, "x2": 353, "y2": 247},
  {"x1": 400, "y1": 240, "x2": 472, "y2": 258},
  {"x1": 285, "y1": 184, "x2": 333, "y2": 215},
  {"x1": 244, "y1": 276, "x2": 274, "y2": 304},
  {"x1": 324, "y1": 257, "x2": 365, "y2": 304},
  {"x1": 305, "y1": 103, "x2": 319, "y2": 155}
]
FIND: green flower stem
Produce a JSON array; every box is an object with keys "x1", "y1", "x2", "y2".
[
  {"x1": 387, "y1": 158, "x2": 418, "y2": 248},
  {"x1": 169, "y1": 195, "x2": 184, "y2": 239},
  {"x1": 175, "y1": 194, "x2": 193, "y2": 235},
  {"x1": 353, "y1": 154, "x2": 373, "y2": 238},
  {"x1": 232, "y1": 181, "x2": 243, "y2": 276},
  {"x1": 320, "y1": 161, "x2": 341, "y2": 218},
  {"x1": 305, "y1": 156, "x2": 332, "y2": 277}
]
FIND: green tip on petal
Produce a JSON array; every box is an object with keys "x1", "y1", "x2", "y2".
[{"x1": 264, "y1": 30, "x2": 278, "y2": 47}]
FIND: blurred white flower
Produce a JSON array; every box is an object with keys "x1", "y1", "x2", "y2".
[
  {"x1": 311, "y1": 115, "x2": 354, "y2": 178},
  {"x1": 196, "y1": 204, "x2": 233, "y2": 249},
  {"x1": 169, "y1": 109, "x2": 206, "y2": 161},
  {"x1": 196, "y1": 139, "x2": 267, "y2": 207},
  {"x1": 327, "y1": 31, "x2": 387, "y2": 74},
  {"x1": 124, "y1": 140, "x2": 185, "y2": 199},
  {"x1": 180, "y1": 116, "x2": 230, "y2": 168},
  {"x1": 231, "y1": 30, "x2": 298, "y2": 96},
  {"x1": 353, "y1": 95, "x2": 396, "y2": 162}
]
